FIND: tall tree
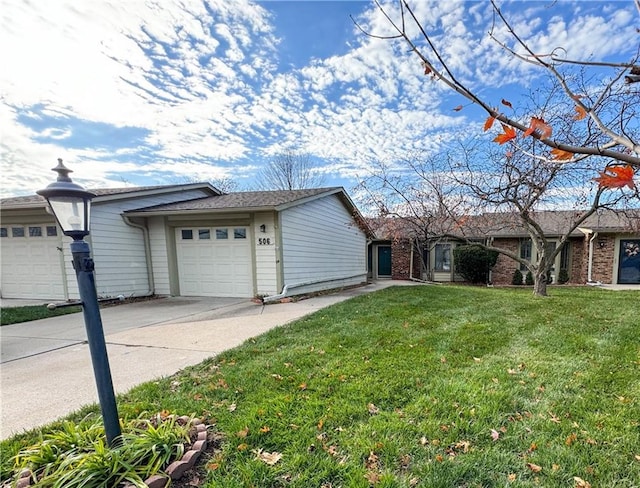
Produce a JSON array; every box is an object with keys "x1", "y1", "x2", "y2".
[
  {"x1": 354, "y1": 1, "x2": 640, "y2": 188},
  {"x1": 353, "y1": 1, "x2": 639, "y2": 296},
  {"x1": 359, "y1": 144, "x2": 637, "y2": 296},
  {"x1": 257, "y1": 151, "x2": 326, "y2": 190}
]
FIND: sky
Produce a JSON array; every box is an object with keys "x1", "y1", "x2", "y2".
[{"x1": 1, "y1": 0, "x2": 638, "y2": 198}]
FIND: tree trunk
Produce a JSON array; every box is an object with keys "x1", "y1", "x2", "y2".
[{"x1": 533, "y1": 272, "x2": 548, "y2": 297}]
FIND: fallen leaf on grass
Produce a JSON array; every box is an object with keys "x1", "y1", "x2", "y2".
[
  {"x1": 527, "y1": 463, "x2": 543, "y2": 473},
  {"x1": 237, "y1": 426, "x2": 249, "y2": 438},
  {"x1": 573, "y1": 477, "x2": 591, "y2": 488},
  {"x1": 228, "y1": 403, "x2": 237, "y2": 412},
  {"x1": 565, "y1": 433, "x2": 577, "y2": 446},
  {"x1": 635, "y1": 454, "x2": 640, "y2": 462},
  {"x1": 254, "y1": 449, "x2": 282, "y2": 465},
  {"x1": 368, "y1": 403, "x2": 379, "y2": 415},
  {"x1": 507, "y1": 473, "x2": 516, "y2": 482},
  {"x1": 491, "y1": 429, "x2": 500, "y2": 441},
  {"x1": 364, "y1": 471, "x2": 381, "y2": 484}
]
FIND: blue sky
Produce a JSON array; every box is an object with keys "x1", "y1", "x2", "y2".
[{"x1": 1, "y1": 0, "x2": 638, "y2": 198}]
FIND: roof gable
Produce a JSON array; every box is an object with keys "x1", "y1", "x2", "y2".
[{"x1": 0, "y1": 183, "x2": 219, "y2": 210}]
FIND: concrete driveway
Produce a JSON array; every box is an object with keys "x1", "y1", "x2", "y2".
[{"x1": 1, "y1": 281, "x2": 415, "y2": 439}]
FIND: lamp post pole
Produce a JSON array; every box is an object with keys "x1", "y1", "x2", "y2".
[
  {"x1": 38, "y1": 159, "x2": 121, "y2": 446},
  {"x1": 71, "y1": 239, "x2": 121, "y2": 446}
]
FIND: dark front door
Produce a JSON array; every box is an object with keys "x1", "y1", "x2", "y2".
[
  {"x1": 618, "y1": 239, "x2": 640, "y2": 284},
  {"x1": 378, "y1": 246, "x2": 392, "y2": 277}
]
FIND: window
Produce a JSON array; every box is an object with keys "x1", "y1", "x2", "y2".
[
  {"x1": 434, "y1": 243, "x2": 451, "y2": 272},
  {"x1": 0, "y1": 228, "x2": 7, "y2": 237},
  {"x1": 29, "y1": 226, "x2": 42, "y2": 237},
  {"x1": 560, "y1": 244, "x2": 570, "y2": 271},
  {"x1": 216, "y1": 229, "x2": 228, "y2": 240},
  {"x1": 181, "y1": 229, "x2": 193, "y2": 240},
  {"x1": 233, "y1": 228, "x2": 246, "y2": 239},
  {"x1": 12, "y1": 227, "x2": 25, "y2": 237},
  {"x1": 198, "y1": 229, "x2": 210, "y2": 240},
  {"x1": 46, "y1": 226, "x2": 58, "y2": 237},
  {"x1": 520, "y1": 240, "x2": 532, "y2": 271}
]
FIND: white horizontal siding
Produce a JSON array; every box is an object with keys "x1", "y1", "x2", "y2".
[
  {"x1": 254, "y1": 212, "x2": 278, "y2": 295},
  {"x1": 280, "y1": 194, "x2": 367, "y2": 295},
  {"x1": 148, "y1": 217, "x2": 170, "y2": 295},
  {"x1": 90, "y1": 190, "x2": 207, "y2": 297}
]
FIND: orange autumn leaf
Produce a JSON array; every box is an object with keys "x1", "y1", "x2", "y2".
[
  {"x1": 573, "y1": 105, "x2": 587, "y2": 121},
  {"x1": 550, "y1": 148, "x2": 574, "y2": 161},
  {"x1": 493, "y1": 124, "x2": 517, "y2": 145},
  {"x1": 453, "y1": 105, "x2": 463, "y2": 112},
  {"x1": 483, "y1": 115, "x2": 496, "y2": 131},
  {"x1": 593, "y1": 165, "x2": 636, "y2": 189},
  {"x1": 523, "y1": 117, "x2": 552, "y2": 139},
  {"x1": 501, "y1": 99, "x2": 513, "y2": 108}
]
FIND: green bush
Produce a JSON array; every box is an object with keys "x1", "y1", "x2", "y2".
[
  {"x1": 525, "y1": 271, "x2": 534, "y2": 285},
  {"x1": 511, "y1": 269, "x2": 523, "y2": 285},
  {"x1": 453, "y1": 245, "x2": 499, "y2": 284}
]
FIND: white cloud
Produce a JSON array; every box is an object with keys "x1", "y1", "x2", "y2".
[{"x1": 1, "y1": 0, "x2": 637, "y2": 198}]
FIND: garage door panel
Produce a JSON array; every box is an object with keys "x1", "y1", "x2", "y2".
[
  {"x1": 176, "y1": 227, "x2": 253, "y2": 297},
  {"x1": 1, "y1": 226, "x2": 65, "y2": 299}
]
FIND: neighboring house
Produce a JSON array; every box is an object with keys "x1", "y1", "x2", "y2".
[
  {"x1": 0, "y1": 185, "x2": 372, "y2": 300},
  {"x1": 370, "y1": 210, "x2": 640, "y2": 286}
]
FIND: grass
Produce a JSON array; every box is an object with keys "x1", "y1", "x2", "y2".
[
  {"x1": 1, "y1": 304, "x2": 81, "y2": 326},
  {"x1": 1, "y1": 285, "x2": 639, "y2": 487}
]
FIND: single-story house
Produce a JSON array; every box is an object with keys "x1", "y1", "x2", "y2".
[
  {"x1": 369, "y1": 210, "x2": 640, "y2": 286},
  {"x1": 0, "y1": 184, "x2": 373, "y2": 301}
]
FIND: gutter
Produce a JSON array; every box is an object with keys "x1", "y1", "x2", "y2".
[
  {"x1": 587, "y1": 231, "x2": 599, "y2": 284},
  {"x1": 263, "y1": 273, "x2": 367, "y2": 303},
  {"x1": 121, "y1": 215, "x2": 155, "y2": 296}
]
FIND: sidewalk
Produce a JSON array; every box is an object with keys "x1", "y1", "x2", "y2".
[{"x1": 1, "y1": 281, "x2": 416, "y2": 439}]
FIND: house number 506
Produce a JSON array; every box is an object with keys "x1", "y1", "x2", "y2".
[{"x1": 258, "y1": 237, "x2": 272, "y2": 245}]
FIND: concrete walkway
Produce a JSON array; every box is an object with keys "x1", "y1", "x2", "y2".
[{"x1": 1, "y1": 281, "x2": 415, "y2": 440}]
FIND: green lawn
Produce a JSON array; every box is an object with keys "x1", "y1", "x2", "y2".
[
  {"x1": 1, "y1": 304, "x2": 81, "y2": 326},
  {"x1": 2, "y1": 286, "x2": 639, "y2": 487}
]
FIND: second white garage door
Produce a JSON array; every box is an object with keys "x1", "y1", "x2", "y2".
[{"x1": 176, "y1": 227, "x2": 253, "y2": 297}]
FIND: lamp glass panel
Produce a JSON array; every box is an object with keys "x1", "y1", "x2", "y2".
[{"x1": 48, "y1": 196, "x2": 91, "y2": 233}]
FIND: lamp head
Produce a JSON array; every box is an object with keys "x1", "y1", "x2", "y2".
[{"x1": 37, "y1": 159, "x2": 95, "y2": 240}]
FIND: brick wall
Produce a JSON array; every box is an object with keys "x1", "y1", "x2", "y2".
[
  {"x1": 589, "y1": 235, "x2": 615, "y2": 283},
  {"x1": 490, "y1": 239, "x2": 519, "y2": 285},
  {"x1": 490, "y1": 237, "x2": 588, "y2": 285},
  {"x1": 391, "y1": 238, "x2": 420, "y2": 280}
]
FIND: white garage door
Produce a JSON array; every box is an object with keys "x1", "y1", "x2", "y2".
[
  {"x1": 1, "y1": 224, "x2": 66, "y2": 299},
  {"x1": 176, "y1": 226, "x2": 253, "y2": 297}
]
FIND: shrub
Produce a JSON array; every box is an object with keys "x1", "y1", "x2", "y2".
[
  {"x1": 525, "y1": 271, "x2": 534, "y2": 285},
  {"x1": 558, "y1": 268, "x2": 570, "y2": 284},
  {"x1": 511, "y1": 269, "x2": 523, "y2": 285},
  {"x1": 453, "y1": 245, "x2": 499, "y2": 284},
  {"x1": 9, "y1": 413, "x2": 194, "y2": 488}
]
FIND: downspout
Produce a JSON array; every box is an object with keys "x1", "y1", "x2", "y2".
[
  {"x1": 409, "y1": 240, "x2": 414, "y2": 279},
  {"x1": 487, "y1": 236, "x2": 494, "y2": 286},
  {"x1": 587, "y1": 232, "x2": 598, "y2": 283},
  {"x1": 263, "y1": 273, "x2": 367, "y2": 303},
  {"x1": 122, "y1": 215, "x2": 155, "y2": 296}
]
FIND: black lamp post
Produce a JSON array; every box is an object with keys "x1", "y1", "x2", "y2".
[{"x1": 37, "y1": 159, "x2": 122, "y2": 446}]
